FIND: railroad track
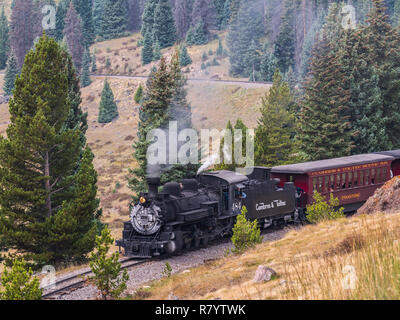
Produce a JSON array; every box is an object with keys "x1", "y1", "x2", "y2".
[{"x1": 41, "y1": 258, "x2": 150, "y2": 300}]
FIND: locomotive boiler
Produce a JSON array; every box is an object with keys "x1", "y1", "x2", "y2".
[{"x1": 116, "y1": 168, "x2": 300, "y2": 258}]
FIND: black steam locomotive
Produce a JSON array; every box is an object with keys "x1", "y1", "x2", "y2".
[{"x1": 116, "y1": 167, "x2": 301, "y2": 258}]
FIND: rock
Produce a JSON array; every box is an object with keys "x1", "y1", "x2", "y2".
[
  {"x1": 168, "y1": 292, "x2": 179, "y2": 300},
  {"x1": 253, "y1": 266, "x2": 277, "y2": 283},
  {"x1": 182, "y1": 270, "x2": 190, "y2": 274},
  {"x1": 357, "y1": 176, "x2": 400, "y2": 215}
]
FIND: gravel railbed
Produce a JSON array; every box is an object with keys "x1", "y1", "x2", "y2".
[{"x1": 57, "y1": 228, "x2": 291, "y2": 300}]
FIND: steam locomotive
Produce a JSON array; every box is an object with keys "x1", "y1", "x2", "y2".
[
  {"x1": 116, "y1": 167, "x2": 300, "y2": 258},
  {"x1": 117, "y1": 150, "x2": 400, "y2": 258}
]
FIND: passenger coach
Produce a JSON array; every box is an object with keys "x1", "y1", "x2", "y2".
[{"x1": 270, "y1": 154, "x2": 394, "y2": 213}]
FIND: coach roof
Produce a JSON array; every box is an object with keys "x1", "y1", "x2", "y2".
[
  {"x1": 375, "y1": 149, "x2": 400, "y2": 159},
  {"x1": 270, "y1": 154, "x2": 394, "y2": 174}
]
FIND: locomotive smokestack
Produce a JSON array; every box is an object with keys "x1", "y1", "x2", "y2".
[{"x1": 147, "y1": 177, "x2": 161, "y2": 197}]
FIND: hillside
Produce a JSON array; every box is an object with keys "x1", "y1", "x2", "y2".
[
  {"x1": 135, "y1": 212, "x2": 400, "y2": 300},
  {"x1": 0, "y1": 38, "x2": 269, "y2": 242}
]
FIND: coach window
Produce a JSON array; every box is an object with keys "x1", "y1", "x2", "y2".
[
  {"x1": 324, "y1": 176, "x2": 329, "y2": 193},
  {"x1": 353, "y1": 171, "x2": 358, "y2": 187},
  {"x1": 318, "y1": 177, "x2": 323, "y2": 192},
  {"x1": 377, "y1": 168, "x2": 381, "y2": 184},
  {"x1": 330, "y1": 175, "x2": 335, "y2": 192},
  {"x1": 342, "y1": 173, "x2": 346, "y2": 189},
  {"x1": 313, "y1": 177, "x2": 317, "y2": 192},
  {"x1": 371, "y1": 168, "x2": 376, "y2": 185},
  {"x1": 360, "y1": 171, "x2": 364, "y2": 186},
  {"x1": 365, "y1": 169, "x2": 370, "y2": 185},
  {"x1": 383, "y1": 167, "x2": 388, "y2": 181},
  {"x1": 336, "y1": 174, "x2": 341, "y2": 190},
  {"x1": 348, "y1": 172, "x2": 353, "y2": 188}
]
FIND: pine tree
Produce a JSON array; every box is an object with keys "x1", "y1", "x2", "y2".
[
  {"x1": 88, "y1": 227, "x2": 129, "y2": 300},
  {"x1": 3, "y1": 52, "x2": 18, "y2": 96},
  {"x1": 152, "y1": 39, "x2": 162, "y2": 61},
  {"x1": 93, "y1": 0, "x2": 105, "y2": 37},
  {"x1": 274, "y1": 0, "x2": 296, "y2": 74},
  {"x1": 134, "y1": 84, "x2": 143, "y2": 103},
  {"x1": 55, "y1": 0, "x2": 69, "y2": 41},
  {"x1": 0, "y1": 259, "x2": 42, "y2": 300},
  {"x1": 128, "y1": 57, "x2": 174, "y2": 199},
  {"x1": 72, "y1": 0, "x2": 95, "y2": 46},
  {"x1": 179, "y1": 43, "x2": 192, "y2": 66},
  {"x1": 158, "y1": 51, "x2": 199, "y2": 185},
  {"x1": 245, "y1": 40, "x2": 261, "y2": 82},
  {"x1": 259, "y1": 45, "x2": 278, "y2": 82},
  {"x1": 227, "y1": 0, "x2": 264, "y2": 77},
  {"x1": 81, "y1": 49, "x2": 92, "y2": 87},
  {"x1": 152, "y1": 0, "x2": 176, "y2": 48},
  {"x1": 10, "y1": 0, "x2": 34, "y2": 68},
  {"x1": 141, "y1": 0, "x2": 157, "y2": 39},
  {"x1": 98, "y1": 79, "x2": 119, "y2": 123},
  {"x1": 255, "y1": 70, "x2": 296, "y2": 167},
  {"x1": 0, "y1": 35, "x2": 99, "y2": 266},
  {"x1": 101, "y1": 0, "x2": 128, "y2": 40},
  {"x1": 221, "y1": 0, "x2": 232, "y2": 29},
  {"x1": 216, "y1": 38, "x2": 224, "y2": 56},
  {"x1": 142, "y1": 30, "x2": 153, "y2": 65},
  {"x1": 0, "y1": 7, "x2": 10, "y2": 69},
  {"x1": 185, "y1": 20, "x2": 208, "y2": 45},
  {"x1": 359, "y1": 0, "x2": 400, "y2": 149},
  {"x1": 91, "y1": 53, "x2": 97, "y2": 72},
  {"x1": 297, "y1": 4, "x2": 353, "y2": 161},
  {"x1": 64, "y1": 2, "x2": 85, "y2": 73}
]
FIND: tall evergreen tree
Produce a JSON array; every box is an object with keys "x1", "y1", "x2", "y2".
[
  {"x1": 0, "y1": 7, "x2": 10, "y2": 69},
  {"x1": 142, "y1": 30, "x2": 154, "y2": 64},
  {"x1": 72, "y1": 0, "x2": 95, "y2": 46},
  {"x1": 127, "y1": 0, "x2": 142, "y2": 32},
  {"x1": 92, "y1": 0, "x2": 105, "y2": 37},
  {"x1": 152, "y1": 0, "x2": 177, "y2": 48},
  {"x1": 227, "y1": 0, "x2": 264, "y2": 77},
  {"x1": 140, "y1": 0, "x2": 157, "y2": 38},
  {"x1": 274, "y1": 0, "x2": 296, "y2": 74},
  {"x1": 0, "y1": 35, "x2": 98, "y2": 266},
  {"x1": 128, "y1": 57, "x2": 174, "y2": 199},
  {"x1": 64, "y1": 2, "x2": 85, "y2": 73},
  {"x1": 98, "y1": 79, "x2": 119, "y2": 123},
  {"x1": 81, "y1": 48, "x2": 92, "y2": 87},
  {"x1": 152, "y1": 39, "x2": 162, "y2": 61},
  {"x1": 185, "y1": 20, "x2": 208, "y2": 45},
  {"x1": 9, "y1": 0, "x2": 34, "y2": 68},
  {"x1": 101, "y1": 0, "x2": 128, "y2": 40},
  {"x1": 255, "y1": 70, "x2": 295, "y2": 167},
  {"x1": 55, "y1": 0, "x2": 69, "y2": 41},
  {"x1": 179, "y1": 43, "x2": 192, "y2": 66},
  {"x1": 297, "y1": 4, "x2": 353, "y2": 161},
  {"x1": 259, "y1": 44, "x2": 278, "y2": 82},
  {"x1": 3, "y1": 52, "x2": 18, "y2": 96}
]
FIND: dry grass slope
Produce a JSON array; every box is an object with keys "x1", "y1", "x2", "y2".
[{"x1": 135, "y1": 212, "x2": 400, "y2": 300}]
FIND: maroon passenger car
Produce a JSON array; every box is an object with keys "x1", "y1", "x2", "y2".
[{"x1": 270, "y1": 154, "x2": 394, "y2": 213}]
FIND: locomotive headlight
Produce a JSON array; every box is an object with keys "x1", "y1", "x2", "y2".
[{"x1": 139, "y1": 196, "x2": 146, "y2": 204}]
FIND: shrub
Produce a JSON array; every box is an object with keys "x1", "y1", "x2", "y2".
[
  {"x1": 88, "y1": 227, "x2": 129, "y2": 300},
  {"x1": 306, "y1": 191, "x2": 345, "y2": 224},
  {"x1": 0, "y1": 258, "x2": 42, "y2": 300},
  {"x1": 162, "y1": 262, "x2": 172, "y2": 278},
  {"x1": 201, "y1": 63, "x2": 206, "y2": 70},
  {"x1": 202, "y1": 51, "x2": 208, "y2": 61},
  {"x1": 231, "y1": 206, "x2": 262, "y2": 254},
  {"x1": 134, "y1": 84, "x2": 143, "y2": 104},
  {"x1": 105, "y1": 58, "x2": 111, "y2": 69}
]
